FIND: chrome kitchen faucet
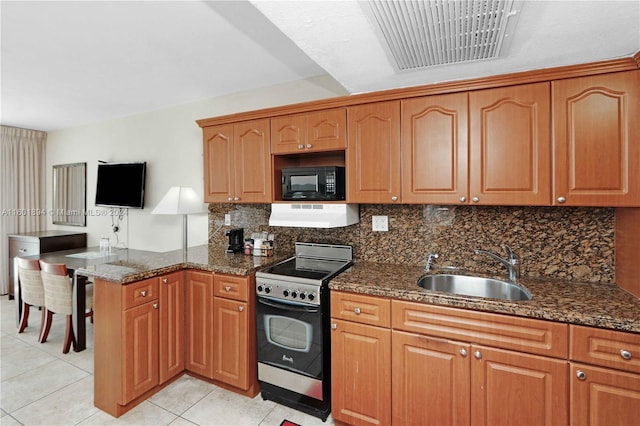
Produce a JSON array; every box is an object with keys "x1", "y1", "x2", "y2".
[{"x1": 474, "y1": 245, "x2": 520, "y2": 281}]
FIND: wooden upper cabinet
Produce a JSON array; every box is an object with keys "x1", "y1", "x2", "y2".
[
  {"x1": 271, "y1": 108, "x2": 346, "y2": 154},
  {"x1": 469, "y1": 82, "x2": 551, "y2": 205},
  {"x1": 203, "y1": 120, "x2": 271, "y2": 203},
  {"x1": 347, "y1": 101, "x2": 401, "y2": 203},
  {"x1": 552, "y1": 70, "x2": 640, "y2": 206},
  {"x1": 401, "y1": 93, "x2": 468, "y2": 204}
]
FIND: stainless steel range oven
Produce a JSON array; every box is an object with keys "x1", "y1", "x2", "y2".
[{"x1": 255, "y1": 242, "x2": 352, "y2": 421}]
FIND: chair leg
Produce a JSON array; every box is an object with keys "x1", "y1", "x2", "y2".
[
  {"x1": 39, "y1": 310, "x2": 54, "y2": 343},
  {"x1": 18, "y1": 303, "x2": 30, "y2": 333},
  {"x1": 63, "y1": 315, "x2": 75, "y2": 354}
]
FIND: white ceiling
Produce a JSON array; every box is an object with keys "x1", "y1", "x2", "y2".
[{"x1": 1, "y1": 0, "x2": 639, "y2": 132}]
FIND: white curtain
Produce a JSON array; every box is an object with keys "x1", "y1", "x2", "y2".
[{"x1": 1, "y1": 125, "x2": 47, "y2": 295}]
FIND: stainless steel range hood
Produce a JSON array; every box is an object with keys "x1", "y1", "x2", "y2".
[{"x1": 269, "y1": 203, "x2": 359, "y2": 228}]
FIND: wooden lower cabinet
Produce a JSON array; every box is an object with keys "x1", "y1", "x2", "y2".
[
  {"x1": 185, "y1": 270, "x2": 214, "y2": 377},
  {"x1": 212, "y1": 273, "x2": 257, "y2": 393},
  {"x1": 331, "y1": 318, "x2": 392, "y2": 426},
  {"x1": 392, "y1": 331, "x2": 470, "y2": 425},
  {"x1": 570, "y1": 363, "x2": 640, "y2": 426},
  {"x1": 471, "y1": 346, "x2": 568, "y2": 426},
  {"x1": 95, "y1": 273, "x2": 183, "y2": 417}
]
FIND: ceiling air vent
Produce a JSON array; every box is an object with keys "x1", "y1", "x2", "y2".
[{"x1": 366, "y1": 0, "x2": 523, "y2": 70}]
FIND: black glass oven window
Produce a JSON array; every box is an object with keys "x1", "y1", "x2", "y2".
[{"x1": 265, "y1": 315, "x2": 312, "y2": 352}]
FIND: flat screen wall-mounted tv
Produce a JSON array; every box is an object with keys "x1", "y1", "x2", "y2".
[{"x1": 95, "y1": 162, "x2": 146, "y2": 209}]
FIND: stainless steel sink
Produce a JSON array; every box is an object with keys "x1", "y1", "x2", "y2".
[{"x1": 417, "y1": 274, "x2": 532, "y2": 301}]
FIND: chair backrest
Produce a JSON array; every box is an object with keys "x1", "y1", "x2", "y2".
[
  {"x1": 17, "y1": 258, "x2": 45, "y2": 307},
  {"x1": 39, "y1": 261, "x2": 73, "y2": 315}
]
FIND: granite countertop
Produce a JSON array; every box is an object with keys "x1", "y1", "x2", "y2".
[
  {"x1": 329, "y1": 261, "x2": 640, "y2": 334},
  {"x1": 78, "y1": 244, "x2": 291, "y2": 284}
]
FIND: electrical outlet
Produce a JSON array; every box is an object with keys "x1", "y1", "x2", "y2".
[
  {"x1": 372, "y1": 215, "x2": 388, "y2": 232},
  {"x1": 224, "y1": 214, "x2": 231, "y2": 226}
]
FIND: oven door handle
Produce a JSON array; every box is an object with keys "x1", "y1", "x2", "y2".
[{"x1": 257, "y1": 296, "x2": 319, "y2": 313}]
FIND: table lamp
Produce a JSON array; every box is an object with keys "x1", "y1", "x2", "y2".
[{"x1": 151, "y1": 186, "x2": 205, "y2": 262}]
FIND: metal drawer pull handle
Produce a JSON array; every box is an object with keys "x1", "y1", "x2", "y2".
[
  {"x1": 557, "y1": 196, "x2": 566, "y2": 203},
  {"x1": 225, "y1": 286, "x2": 231, "y2": 292},
  {"x1": 238, "y1": 306, "x2": 244, "y2": 312},
  {"x1": 620, "y1": 349, "x2": 632, "y2": 360},
  {"x1": 474, "y1": 350, "x2": 482, "y2": 360},
  {"x1": 162, "y1": 278, "x2": 168, "y2": 284},
  {"x1": 140, "y1": 290, "x2": 147, "y2": 297},
  {"x1": 354, "y1": 307, "x2": 361, "y2": 315},
  {"x1": 153, "y1": 303, "x2": 159, "y2": 309},
  {"x1": 576, "y1": 370, "x2": 586, "y2": 380},
  {"x1": 459, "y1": 348, "x2": 468, "y2": 357},
  {"x1": 331, "y1": 323, "x2": 337, "y2": 329}
]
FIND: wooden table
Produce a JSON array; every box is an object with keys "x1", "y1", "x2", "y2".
[{"x1": 15, "y1": 247, "x2": 119, "y2": 352}]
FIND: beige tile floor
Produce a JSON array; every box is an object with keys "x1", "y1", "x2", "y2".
[{"x1": 1, "y1": 296, "x2": 334, "y2": 426}]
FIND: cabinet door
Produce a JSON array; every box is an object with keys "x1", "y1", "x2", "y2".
[
  {"x1": 469, "y1": 82, "x2": 551, "y2": 205},
  {"x1": 122, "y1": 301, "x2": 159, "y2": 405},
  {"x1": 306, "y1": 108, "x2": 347, "y2": 152},
  {"x1": 570, "y1": 363, "x2": 640, "y2": 426},
  {"x1": 471, "y1": 345, "x2": 568, "y2": 426},
  {"x1": 552, "y1": 70, "x2": 640, "y2": 206},
  {"x1": 402, "y1": 93, "x2": 469, "y2": 204},
  {"x1": 347, "y1": 101, "x2": 401, "y2": 203},
  {"x1": 185, "y1": 271, "x2": 213, "y2": 378},
  {"x1": 271, "y1": 114, "x2": 306, "y2": 154},
  {"x1": 159, "y1": 272, "x2": 184, "y2": 384},
  {"x1": 392, "y1": 331, "x2": 470, "y2": 426},
  {"x1": 212, "y1": 297, "x2": 249, "y2": 389},
  {"x1": 233, "y1": 119, "x2": 272, "y2": 203},
  {"x1": 203, "y1": 124, "x2": 234, "y2": 202},
  {"x1": 331, "y1": 319, "x2": 391, "y2": 426}
]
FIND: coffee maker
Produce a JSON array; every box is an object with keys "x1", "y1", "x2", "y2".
[{"x1": 225, "y1": 228, "x2": 244, "y2": 253}]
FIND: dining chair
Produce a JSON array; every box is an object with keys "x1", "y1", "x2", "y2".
[
  {"x1": 39, "y1": 260, "x2": 94, "y2": 353},
  {"x1": 16, "y1": 258, "x2": 48, "y2": 342}
]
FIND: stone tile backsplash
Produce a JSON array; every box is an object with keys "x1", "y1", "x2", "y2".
[{"x1": 208, "y1": 204, "x2": 615, "y2": 283}]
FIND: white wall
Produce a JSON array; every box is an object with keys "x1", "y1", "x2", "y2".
[{"x1": 46, "y1": 75, "x2": 348, "y2": 252}]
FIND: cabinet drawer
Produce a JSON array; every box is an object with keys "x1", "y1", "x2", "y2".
[
  {"x1": 123, "y1": 278, "x2": 159, "y2": 310},
  {"x1": 9, "y1": 240, "x2": 39, "y2": 257},
  {"x1": 392, "y1": 300, "x2": 568, "y2": 358},
  {"x1": 214, "y1": 274, "x2": 249, "y2": 302},
  {"x1": 570, "y1": 325, "x2": 640, "y2": 374},
  {"x1": 331, "y1": 292, "x2": 391, "y2": 327}
]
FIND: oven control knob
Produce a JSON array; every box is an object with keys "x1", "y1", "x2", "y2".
[
  {"x1": 299, "y1": 292, "x2": 306, "y2": 300},
  {"x1": 283, "y1": 289, "x2": 290, "y2": 297},
  {"x1": 291, "y1": 291, "x2": 298, "y2": 299},
  {"x1": 264, "y1": 286, "x2": 272, "y2": 294},
  {"x1": 307, "y1": 293, "x2": 315, "y2": 301},
  {"x1": 257, "y1": 285, "x2": 264, "y2": 292}
]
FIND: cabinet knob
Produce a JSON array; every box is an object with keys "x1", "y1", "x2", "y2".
[
  {"x1": 472, "y1": 197, "x2": 479, "y2": 203},
  {"x1": 306, "y1": 143, "x2": 312, "y2": 149},
  {"x1": 474, "y1": 350, "x2": 482, "y2": 360},
  {"x1": 557, "y1": 196, "x2": 566, "y2": 203},
  {"x1": 298, "y1": 144, "x2": 304, "y2": 149},
  {"x1": 153, "y1": 303, "x2": 159, "y2": 309},
  {"x1": 354, "y1": 307, "x2": 361, "y2": 315},
  {"x1": 162, "y1": 278, "x2": 168, "y2": 284},
  {"x1": 234, "y1": 197, "x2": 240, "y2": 201},
  {"x1": 19, "y1": 248, "x2": 27, "y2": 253},
  {"x1": 391, "y1": 196, "x2": 398, "y2": 202},
  {"x1": 459, "y1": 348, "x2": 468, "y2": 357},
  {"x1": 228, "y1": 197, "x2": 233, "y2": 201},
  {"x1": 576, "y1": 370, "x2": 586, "y2": 380},
  {"x1": 459, "y1": 196, "x2": 466, "y2": 203},
  {"x1": 140, "y1": 290, "x2": 147, "y2": 297},
  {"x1": 238, "y1": 306, "x2": 244, "y2": 312},
  {"x1": 620, "y1": 349, "x2": 632, "y2": 360},
  {"x1": 224, "y1": 286, "x2": 231, "y2": 292},
  {"x1": 331, "y1": 323, "x2": 337, "y2": 329}
]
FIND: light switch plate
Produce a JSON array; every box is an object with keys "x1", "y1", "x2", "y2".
[
  {"x1": 224, "y1": 214, "x2": 231, "y2": 226},
  {"x1": 372, "y1": 215, "x2": 388, "y2": 232}
]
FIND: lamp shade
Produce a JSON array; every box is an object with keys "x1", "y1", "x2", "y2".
[{"x1": 151, "y1": 186, "x2": 205, "y2": 215}]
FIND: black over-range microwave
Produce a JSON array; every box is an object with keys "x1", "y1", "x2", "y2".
[{"x1": 281, "y1": 166, "x2": 346, "y2": 201}]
